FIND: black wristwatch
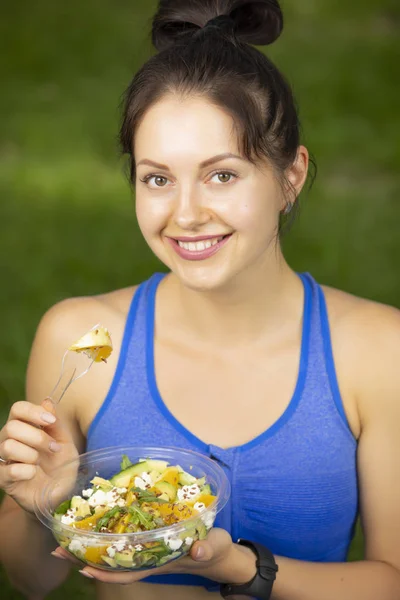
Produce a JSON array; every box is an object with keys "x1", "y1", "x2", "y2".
[{"x1": 220, "y1": 539, "x2": 278, "y2": 599}]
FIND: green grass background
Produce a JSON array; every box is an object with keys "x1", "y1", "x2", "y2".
[{"x1": 0, "y1": 0, "x2": 399, "y2": 596}]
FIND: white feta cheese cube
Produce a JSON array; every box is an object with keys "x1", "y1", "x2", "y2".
[
  {"x1": 177, "y1": 484, "x2": 201, "y2": 502},
  {"x1": 184, "y1": 537, "x2": 194, "y2": 547},
  {"x1": 167, "y1": 537, "x2": 183, "y2": 551},
  {"x1": 61, "y1": 509, "x2": 77, "y2": 525},
  {"x1": 134, "y1": 477, "x2": 147, "y2": 490},
  {"x1": 69, "y1": 539, "x2": 85, "y2": 553},
  {"x1": 88, "y1": 489, "x2": 107, "y2": 507}
]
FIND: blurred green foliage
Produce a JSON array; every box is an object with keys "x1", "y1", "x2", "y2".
[{"x1": 0, "y1": 0, "x2": 398, "y2": 596}]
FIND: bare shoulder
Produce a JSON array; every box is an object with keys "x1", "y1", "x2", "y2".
[
  {"x1": 322, "y1": 284, "x2": 400, "y2": 426},
  {"x1": 28, "y1": 284, "x2": 141, "y2": 373},
  {"x1": 37, "y1": 285, "x2": 138, "y2": 335}
]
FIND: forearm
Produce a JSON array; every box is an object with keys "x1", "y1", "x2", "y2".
[
  {"x1": 271, "y1": 555, "x2": 400, "y2": 600},
  {"x1": 0, "y1": 505, "x2": 71, "y2": 598},
  {"x1": 226, "y1": 544, "x2": 400, "y2": 600}
]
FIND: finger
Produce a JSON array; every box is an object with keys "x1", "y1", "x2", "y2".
[
  {"x1": 3, "y1": 420, "x2": 61, "y2": 454},
  {"x1": 78, "y1": 558, "x2": 174, "y2": 583},
  {"x1": 40, "y1": 398, "x2": 73, "y2": 445},
  {"x1": 0, "y1": 463, "x2": 36, "y2": 487},
  {"x1": 51, "y1": 547, "x2": 84, "y2": 566},
  {"x1": 190, "y1": 540, "x2": 214, "y2": 562},
  {"x1": 78, "y1": 566, "x2": 155, "y2": 584},
  {"x1": 0, "y1": 439, "x2": 39, "y2": 465},
  {"x1": 8, "y1": 401, "x2": 57, "y2": 428}
]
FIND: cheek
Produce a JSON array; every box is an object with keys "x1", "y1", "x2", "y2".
[
  {"x1": 135, "y1": 195, "x2": 171, "y2": 238},
  {"x1": 223, "y1": 192, "x2": 278, "y2": 237}
]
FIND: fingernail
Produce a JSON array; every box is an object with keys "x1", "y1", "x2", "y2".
[
  {"x1": 49, "y1": 441, "x2": 62, "y2": 452},
  {"x1": 41, "y1": 412, "x2": 56, "y2": 424},
  {"x1": 51, "y1": 551, "x2": 67, "y2": 560},
  {"x1": 195, "y1": 546, "x2": 205, "y2": 560},
  {"x1": 79, "y1": 570, "x2": 95, "y2": 579}
]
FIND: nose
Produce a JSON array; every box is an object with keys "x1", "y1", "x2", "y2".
[{"x1": 173, "y1": 186, "x2": 210, "y2": 230}]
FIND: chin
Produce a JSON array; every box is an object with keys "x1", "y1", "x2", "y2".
[{"x1": 173, "y1": 263, "x2": 236, "y2": 293}]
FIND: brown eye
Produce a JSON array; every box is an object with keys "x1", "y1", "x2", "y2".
[
  {"x1": 154, "y1": 176, "x2": 167, "y2": 187},
  {"x1": 210, "y1": 171, "x2": 237, "y2": 184},
  {"x1": 217, "y1": 173, "x2": 231, "y2": 183}
]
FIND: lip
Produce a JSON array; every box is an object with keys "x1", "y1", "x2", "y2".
[{"x1": 166, "y1": 234, "x2": 233, "y2": 261}]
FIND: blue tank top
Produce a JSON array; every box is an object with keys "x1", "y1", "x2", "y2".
[{"x1": 87, "y1": 272, "x2": 358, "y2": 589}]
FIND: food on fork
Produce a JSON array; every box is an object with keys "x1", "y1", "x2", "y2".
[{"x1": 68, "y1": 324, "x2": 113, "y2": 363}]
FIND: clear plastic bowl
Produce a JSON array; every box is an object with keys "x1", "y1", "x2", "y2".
[{"x1": 34, "y1": 446, "x2": 230, "y2": 571}]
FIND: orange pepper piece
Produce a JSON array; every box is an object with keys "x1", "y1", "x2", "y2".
[{"x1": 85, "y1": 545, "x2": 109, "y2": 564}]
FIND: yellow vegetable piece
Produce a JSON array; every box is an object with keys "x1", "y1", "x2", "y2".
[
  {"x1": 69, "y1": 325, "x2": 113, "y2": 362},
  {"x1": 156, "y1": 467, "x2": 180, "y2": 486},
  {"x1": 85, "y1": 545, "x2": 109, "y2": 564},
  {"x1": 113, "y1": 513, "x2": 131, "y2": 533},
  {"x1": 73, "y1": 508, "x2": 108, "y2": 530},
  {"x1": 188, "y1": 493, "x2": 216, "y2": 508},
  {"x1": 125, "y1": 490, "x2": 137, "y2": 506},
  {"x1": 156, "y1": 502, "x2": 196, "y2": 525}
]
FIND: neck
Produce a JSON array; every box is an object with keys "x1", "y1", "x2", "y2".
[{"x1": 162, "y1": 253, "x2": 304, "y2": 345}]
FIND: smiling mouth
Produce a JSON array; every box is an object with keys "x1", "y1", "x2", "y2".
[{"x1": 166, "y1": 234, "x2": 233, "y2": 261}]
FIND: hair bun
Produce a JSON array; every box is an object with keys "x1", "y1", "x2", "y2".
[{"x1": 152, "y1": 0, "x2": 283, "y2": 52}]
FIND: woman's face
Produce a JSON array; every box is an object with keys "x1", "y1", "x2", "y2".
[{"x1": 134, "y1": 95, "x2": 307, "y2": 292}]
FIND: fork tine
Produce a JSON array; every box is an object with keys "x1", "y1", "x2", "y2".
[
  {"x1": 49, "y1": 349, "x2": 98, "y2": 404},
  {"x1": 56, "y1": 367, "x2": 77, "y2": 404},
  {"x1": 48, "y1": 349, "x2": 69, "y2": 400}
]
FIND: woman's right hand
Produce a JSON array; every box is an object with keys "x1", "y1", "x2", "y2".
[{"x1": 0, "y1": 398, "x2": 79, "y2": 515}]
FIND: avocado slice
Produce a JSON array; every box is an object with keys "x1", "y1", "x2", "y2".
[
  {"x1": 90, "y1": 476, "x2": 113, "y2": 491},
  {"x1": 110, "y1": 459, "x2": 168, "y2": 487},
  {"x1": 153, "y1": 481, "x2": 177, "y2": 501},
  {"x1": 101, "y1": 556, "x2": 117, "y2": 568},
  {"x1": 114, "y1": 550, "x2": 135, "y2": 568},
  {"x1": 157, "y1": 551, "x2": 182, "y2": 566},
  {"x1": 178, "y1": 471, "x2": 197, "y2": 486},
  {"x1": 197, "y1": 521, "x2": 207, "y2": 540},
  {"x1": 70, "y1": 496, "x2": 91, "y2": 518}
]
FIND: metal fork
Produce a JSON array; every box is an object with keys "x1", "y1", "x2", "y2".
[{"x1": 48, "y1": 348, "x2": 97, "y2": 404}]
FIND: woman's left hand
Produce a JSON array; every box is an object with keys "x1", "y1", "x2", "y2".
[{"x1": 51, "y1": 528, "x2": 252, "y2": 584}]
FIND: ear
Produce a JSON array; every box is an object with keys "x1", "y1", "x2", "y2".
[{"x1": 283, "y1": 145, "x2": 309, "y2": 207}]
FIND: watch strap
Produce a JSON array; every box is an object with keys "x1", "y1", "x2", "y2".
[{"x1": 220, "y1": 539, "x2": 278, "y2": 599}]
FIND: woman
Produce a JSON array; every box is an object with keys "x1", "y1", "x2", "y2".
[{"x1": 1, "y1": 1, "x2": 400, "y2": 599}]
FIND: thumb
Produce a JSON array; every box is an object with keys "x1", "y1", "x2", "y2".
[
  {"x1": 41, "y1": 397, "x2": 57, "y2": 415},
  {"x1": 40, "y1": 397, "x2": 71, "y2": 443},
  {"x1": 190, "y1": 540, "x2": 214, "y2": 562}
]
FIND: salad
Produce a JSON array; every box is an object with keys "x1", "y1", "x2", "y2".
[{"x1": 53, "y1": 454, "x2": 217, "y2": 569}]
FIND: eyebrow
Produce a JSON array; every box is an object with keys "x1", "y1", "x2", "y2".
[{"x1": 136, "y1": 152, "x2": 244, "y2": 170}]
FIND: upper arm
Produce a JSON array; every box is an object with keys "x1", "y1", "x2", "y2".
[{"x1": 354, "y1": 304, "x2": 400, "y2": 570}]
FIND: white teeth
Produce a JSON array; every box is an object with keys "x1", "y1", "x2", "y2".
[{"x1": 177, "y1": 237, "x2": 224, "y2": 251}]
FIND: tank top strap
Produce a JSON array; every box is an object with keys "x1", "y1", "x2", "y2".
[
  {"x1": 123, "y1": 272, "x2": 166, "y2": 369},
  {"x1": 298, "y1": 273, "x2": 354, "y2": 438}
]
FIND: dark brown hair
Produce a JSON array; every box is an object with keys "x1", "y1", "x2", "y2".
[{"x1": 119, "y1": 0, "x2": 315, "y2": 220}]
